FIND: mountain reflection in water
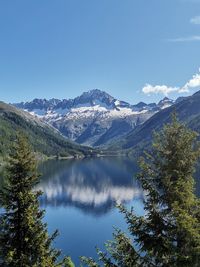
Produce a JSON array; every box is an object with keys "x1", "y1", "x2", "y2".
[{"x1": 37, "y1": 157, "x2": 143, "y2": 216}]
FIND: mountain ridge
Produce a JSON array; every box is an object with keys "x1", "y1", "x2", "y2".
[
  {"x1": 111, "y1": 89, "x2": 200, "y2": 154},
  {"x1": 14, "y1": 89, "x2": 175, "y2": 147},
  {"x1": 14, "y1": 89, "x2": 174, "y2": 112}
]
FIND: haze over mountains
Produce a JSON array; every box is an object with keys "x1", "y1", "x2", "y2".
[{"x1": 14, "y1": 89, "x2": 175, "y2": 146}]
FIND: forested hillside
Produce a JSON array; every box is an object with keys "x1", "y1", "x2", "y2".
[
  {"x1": 0, "y1": 101, "x2": 93, "y2": 162},
  {"x1": 111, "y1": 90, "x2": 200, "y2": 154}
]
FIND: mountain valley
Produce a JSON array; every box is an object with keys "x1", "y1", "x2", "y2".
[{"x1": 14, "y1": 89, "x2": 175, "y2": 147}]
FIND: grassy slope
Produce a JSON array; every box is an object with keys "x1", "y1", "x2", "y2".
[{"x1": 0, "y1": 101, "x2": 94, "y2": 161}]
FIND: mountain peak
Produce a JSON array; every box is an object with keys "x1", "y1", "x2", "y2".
[
  {"x1": 158, "y1": 97, "x2": 174, "y2": 109},
  {"x1": 162, "y1": 97, "x2": 170, "y2": 101},
  {"x1": 74, "y1": 89, "x2": 115, "y2": 108},
  {"x1": 83, "y1": 88, "x2": 105, "y2": 95},
  {"x1": 80, "y1": 89, "x2": 113, "y2": 100}
]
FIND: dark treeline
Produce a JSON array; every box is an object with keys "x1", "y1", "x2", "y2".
[
  {"x1": 0, "y1": 133, "x2": 74, "y2": 267},
  {"x1": 82, "y1": 115, "x2": 200, "y2": 267},
  {"x1": 0, "y1": 115, "x2": 200, "y2": 266}
]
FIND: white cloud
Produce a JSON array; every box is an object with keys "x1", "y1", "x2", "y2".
[
  {"x1": 190, "y1": 16, "x2": 200, "y2": 24},
  {"x1": 142, "y1": 84, "x2": 179, "y2": 96},
  {"x1": 142, "y1": 70, "x2": 200, "y2": 96},
  {"x1": 168, "y1": 35, "x2": 200, "y2": 42},
  {"x1": 180, "y1": 71, "x2": 200, "y2": 92}
]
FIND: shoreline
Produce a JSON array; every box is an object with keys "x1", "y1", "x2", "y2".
[{"x1": 0, "y1": 150, "x2": 129, "y2": 166}]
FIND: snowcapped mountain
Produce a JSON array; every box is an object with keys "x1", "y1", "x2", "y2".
[{"x1": 14, "y1": 89, "x2": 175, "y2": 146}]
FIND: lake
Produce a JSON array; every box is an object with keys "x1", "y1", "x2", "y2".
[{"x1": 37, "y1": 157, "x2": 144, "y2": 265}]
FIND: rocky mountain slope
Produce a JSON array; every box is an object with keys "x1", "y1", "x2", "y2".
[
  {"x1": 14, "y1": 89, "x2": 174, "y2": 147},
  {"x1": 112, "y1": 90, "x2": 200, "y2": 153},
  {"x1": 0, "y1": 101, "x2": 94, "y2": 162}
]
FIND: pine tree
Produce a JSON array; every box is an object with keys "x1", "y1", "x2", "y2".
[
  {"x1": 0, "y1": 133, "x2": 74, "y2": 267},
  {"x1": 82, "y1": 115, "x2": 200, "y2": 267}
]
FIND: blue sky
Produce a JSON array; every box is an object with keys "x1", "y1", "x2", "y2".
[{"x1": 0, "y1": 0, "x2": 200, "y2": 104}]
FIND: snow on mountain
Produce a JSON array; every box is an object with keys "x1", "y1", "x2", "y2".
[
  {"x1": 14, "y1": 89, "x2": 174, "y2": 146},
  {"x1": 158, "y1": 97, "x2": 175, "y2": 110}
]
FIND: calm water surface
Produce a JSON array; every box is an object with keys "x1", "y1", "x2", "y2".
[{"x1": 37, "y1": 157, "x2": 144, "y2": 265}]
